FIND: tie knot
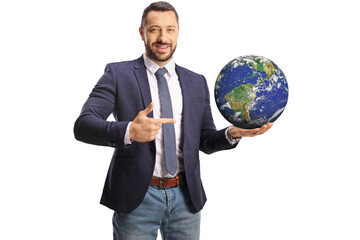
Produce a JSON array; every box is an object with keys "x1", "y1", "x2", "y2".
[{"x1": 155, "y1": 68, "x2": 167, "y2": 79}]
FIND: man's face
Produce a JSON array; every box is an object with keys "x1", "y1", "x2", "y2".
[{"x1": 140, "y1": 10, "x2": 179, "y2": 66}]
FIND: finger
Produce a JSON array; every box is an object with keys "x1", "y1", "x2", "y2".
[
  {"x1": 153, "y1": 118, "x2": 176, "y2": 124},
  {"x1": 243, "y1": 127, "x2": 262, "y2": 137},
  {"x1": 256, "y1": 123, "x2": 273, "y2": 135},
  {"x1": 261, "y1": 123, "x2": 273, "y2": 131},
  {"x1": 247, "y1": 130, "x2": 260, "y2": 137},
  {"x1": 256, "y1": 126, "x2": 268, "y2": 135},
  {"x1": 141, "y1": 102, "x2": 154, "y2": 116}
]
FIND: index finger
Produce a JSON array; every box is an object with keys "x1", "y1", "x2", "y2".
[{"x1": 153, "y1": 118, "x2": 176, "y2": 124}]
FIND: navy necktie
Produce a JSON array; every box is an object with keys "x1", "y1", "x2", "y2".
[{"x1": 155, "y1": 68, "x2": 178, "y2": 176}]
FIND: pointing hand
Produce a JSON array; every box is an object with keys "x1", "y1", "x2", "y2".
[{"x1": 129, "y1": 103, "x2": 176, "y2": 142}]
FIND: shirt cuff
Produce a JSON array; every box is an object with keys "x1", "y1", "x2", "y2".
[
  {"x1": 225, "y1": 127, "x2": 241, "y2": 145},
  {"x1": 124, "y1": 122, "x2": 133, "y2": 145}
]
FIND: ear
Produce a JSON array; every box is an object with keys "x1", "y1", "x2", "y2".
[{"x1": 139, "y1": 27, "x2": 145, "y2": 41}]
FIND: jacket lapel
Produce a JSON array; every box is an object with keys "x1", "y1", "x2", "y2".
[
  {"x1": 176, "y1": 65, "x2": 191, "y2": 116},
  {"x1": 133, "y1": 56, "x2": 153, "y2": 118},
  {"x1": 133, "y1": 58, "x2": 192, "y2": 121},
  {"x1": 176, "y1": 65, "x2": 191, "y2": 149}
]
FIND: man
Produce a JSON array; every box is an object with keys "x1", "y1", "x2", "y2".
[{"x1": 74, "y1": 1, "x2": 272, "y2": 239}]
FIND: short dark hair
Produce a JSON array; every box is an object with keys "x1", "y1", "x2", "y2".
[{"x1": 141, "y1": 1, "x2": 179, "y2": 29}]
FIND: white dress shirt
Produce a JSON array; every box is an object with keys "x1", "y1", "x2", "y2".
[
  {"x1": 125, "y1": 55, "x2": 184, "y2": 178},
  {"x1": 125, "y1": 54, "x2": 239, "y2": 178}
]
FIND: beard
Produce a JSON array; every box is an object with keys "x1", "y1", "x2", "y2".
[{"x1": 145, "y1": 41, "x2": 177, "y2": 63}]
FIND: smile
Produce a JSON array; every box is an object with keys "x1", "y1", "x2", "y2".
[{"x1": 155, "y1": 44, "x2": 170, "y2": 51}]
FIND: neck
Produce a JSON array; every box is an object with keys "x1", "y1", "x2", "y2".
[{"x1": 145, "y1": 52, "x2": 172, "y2": 67}]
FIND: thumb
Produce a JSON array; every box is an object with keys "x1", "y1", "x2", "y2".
[{"x1": 141, "y1": 102, "x2": 154, "y2": 116}]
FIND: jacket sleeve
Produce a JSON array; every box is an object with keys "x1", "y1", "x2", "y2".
[
  {"x1": 74, "y1": 64, "x2": 129, "y2": 148},
  {"x1": 199, "y1": 75, "x2": 238, "y2": 154}
]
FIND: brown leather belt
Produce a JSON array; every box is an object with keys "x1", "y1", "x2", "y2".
[{"x1": 150, "y1": 175, "x2": 183, "y2": 188}]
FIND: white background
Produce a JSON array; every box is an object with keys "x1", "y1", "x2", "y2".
[{"x1": 1, "y1": 0, "x2": 359, "y2": 239}]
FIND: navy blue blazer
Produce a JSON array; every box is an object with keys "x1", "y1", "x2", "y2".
[{"x1": 74, "y1": 56, "x2": 237, "y2": 213}]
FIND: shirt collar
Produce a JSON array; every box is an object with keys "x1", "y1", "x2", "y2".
[{"x1": 143, "y1": 54, "x2": 176, "y2": 77}]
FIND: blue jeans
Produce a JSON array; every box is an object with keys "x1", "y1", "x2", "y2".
[{"x1": 112, "y1": 185, "x2": 201, "y2": 240}]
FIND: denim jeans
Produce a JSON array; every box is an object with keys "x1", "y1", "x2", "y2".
[{"x1": 112, "y1": 185, "x2": 201, "y2": 240}]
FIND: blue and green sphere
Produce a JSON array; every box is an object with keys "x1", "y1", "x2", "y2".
[{"x1": 215, "y1": 55, "x2": 289, "y2": 129}]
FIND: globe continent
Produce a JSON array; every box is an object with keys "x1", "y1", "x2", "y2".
[{"x1": 214, "y1": 55, "x2": 289, "y2": 129}]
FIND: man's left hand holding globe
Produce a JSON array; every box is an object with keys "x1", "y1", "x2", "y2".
[{"x1": 229, "y1": 123, "x2": 273, "y2": 139}]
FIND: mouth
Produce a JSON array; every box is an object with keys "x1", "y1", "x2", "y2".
[{"x1": 154, "y1": 43, "x2": 170, "y2": 53}]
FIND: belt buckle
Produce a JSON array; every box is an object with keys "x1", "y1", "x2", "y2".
[{"x1": 159, "y1": 178, "x2": 166, "y2": 188}]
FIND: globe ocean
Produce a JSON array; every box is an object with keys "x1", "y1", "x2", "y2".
[{"x1": 215, "y1": 55, "x2": 289, "y2": 129}]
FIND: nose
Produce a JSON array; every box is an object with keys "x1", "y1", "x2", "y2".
[{"x1": 157, "y1": 30, "x2": 168, "y2": 42}]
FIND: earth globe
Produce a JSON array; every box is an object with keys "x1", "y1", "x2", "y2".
[{"x1": 214, "y1": 55, "x2": 289, "y2": 129}]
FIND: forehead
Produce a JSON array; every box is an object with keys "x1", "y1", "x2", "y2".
[{"x1": 145, "y1": 10, "x2": 178, "y2": 27}]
